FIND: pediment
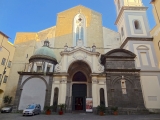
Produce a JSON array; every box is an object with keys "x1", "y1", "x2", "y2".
[
  {"x1": 105, "y1": 49, "x2": 136, "y2": 58},
  {"x1": 60, "y1": 47, "x2": 100, "y2": 56},
  {"x1": 101, "y1": 49, "x2": 136, "y2": 65},
  {"x1": 108, "y1": 52, "x2": 133, "y2": 57}
]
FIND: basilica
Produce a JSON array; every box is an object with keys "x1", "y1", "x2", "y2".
[{"x1": 4, "y1": 0, "x2": 160, "y2": 113}]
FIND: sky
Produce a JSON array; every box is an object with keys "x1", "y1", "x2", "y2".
[{"x1": 0, "y1": 0, "x2": 155, "y2": 43}]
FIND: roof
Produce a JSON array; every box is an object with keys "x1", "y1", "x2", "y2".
[
  {"x1": 33, "y1": 46, "x2": 56, "y2": 59},
  {"x1": 0, "y1": 31, "x2": 9, "y2": 38}
]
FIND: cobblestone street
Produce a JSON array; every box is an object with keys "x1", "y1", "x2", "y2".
[{"x1": 0, "y1": 113, "x2": 160, "y2": 120}]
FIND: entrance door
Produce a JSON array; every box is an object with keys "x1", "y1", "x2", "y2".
[{"x1": 72, "y1": 84, "x2": 87, "y2": 111}]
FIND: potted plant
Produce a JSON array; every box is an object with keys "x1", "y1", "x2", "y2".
[
  {"x1": 44, "y1": 106, "x2": 52, "y2": 115},
  {"x1": 58, "y1": 104, "x2": 66, "y2": 115},
  {"x1": 111, "y1": 106, "x2": 118, "y2": 115},
  {"x1": 97, "y1": 105, "x2": 106, "y2": 116},
  {"x1": 3, "y1": 95, "x2": 12, "y2": 106}
]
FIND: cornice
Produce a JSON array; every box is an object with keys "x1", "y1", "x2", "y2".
[
  {"x1": 115, "y1": 6, "x2": 148, "y2": 25},
  {"x1": 120, "y1": 37, "x2": 153, "y2": 48}
]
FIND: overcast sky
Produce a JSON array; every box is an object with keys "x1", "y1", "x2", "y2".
[{"x1": 0, "y1": 0, "x2": 155, "y2": 43}]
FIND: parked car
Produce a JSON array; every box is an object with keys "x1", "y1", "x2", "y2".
[
  {"x1": 23, "y1": 104, "x2": 41, "y2": 116},
  {"x1": 1, "y1": 106, "x2": 12, "y2": 113}
]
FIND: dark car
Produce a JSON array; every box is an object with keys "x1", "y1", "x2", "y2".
[{"x1": 1, "y1": 107, "x2": 12, "y2": 113}]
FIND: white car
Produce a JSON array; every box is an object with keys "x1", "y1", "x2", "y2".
[
  {"x1": 1, "y1": 107, "x2": 12, "y2": 113},
  {"x1": 23, "y1": 104, "x2": 41, "y2": 116}
]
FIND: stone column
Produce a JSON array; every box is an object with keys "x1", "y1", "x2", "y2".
[
  {"x1": 92, "y1": 76, "x2": 98, "y2": 107},
  {"x1": 59, "y1": 76, "x2": 67, "y2": 104},
  {"x1": 14, "y1": 75, "x2": 23, "y2": 111}
]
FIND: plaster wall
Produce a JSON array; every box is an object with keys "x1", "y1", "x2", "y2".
[
  {"x1": 124, "y1": 41, "x2": 158, "y2": 70},
  {"x1": 103, "y1": 27, "x2": 120, "y2": 53},
  {"x1": 140, "y1": 72, "x2": 160, "y2": 110},
  {"x1": 0, "y1": 33, "x2": 15, "y2": 107},
  {"x1": 150, "y1": 0, "x2": 160, "y2": 68},
  {"x1": 18, "y1": 77, "x2": 46, "y2": 110}
]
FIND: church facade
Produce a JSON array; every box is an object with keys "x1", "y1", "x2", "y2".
[{"x1": 4, "y1": 0, "x2": 160, "y2": 113}]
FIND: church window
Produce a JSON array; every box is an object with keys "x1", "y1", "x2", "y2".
[
  {"x1": 121, "y1": 27, "x2": 124, "y2": 37},
  {"x1": 134, "y1": 20, "x2": 140, "y2": 30},
  {"x1": 100, "y1": 88, "x2": 105, "y2": 106},
  {"x1": 37, "y1": 66, "x2": 42, "y2": 72},
  {"x1": 73, "y1": 14, "x2": 86, "y2": 46},
  {"x1": 3, "y1": 75, "x2": 8, "y2": 83}
]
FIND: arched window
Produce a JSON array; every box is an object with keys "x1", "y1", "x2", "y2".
[
  {"x1": 73, "y1": 14, "x2": 86, "y2": 46},
  {"x1": 134, "y1": 20, "x2": 140, "y2": 30},
  {"x1": 121, "y1": 27, "x2": 124, "y2": 37},
  {"x1": 53, "y1": 87, "x2": 59, "y2": 112},
  {"x1": 100, "y1": 88, "x2": 105, "y2": 106}
]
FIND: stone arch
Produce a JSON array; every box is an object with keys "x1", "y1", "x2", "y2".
[
  {"x1": 137, "y1": 45, "x2": 149, "y2": 50},
  {"x1": 67, "y1": 59, "x2": 92, "y2": 73},
  {"x1": 20, "y1": 76, "x2": 48, "y2": 90},
  {"x1": 111, "y1": 76, "x2": 136, "y2": 89},
  {"x1": 18, "y1": 76, "x2": 48, "y2": 110},
  {"x1": 72, "y1": 71, "x2": 87, "y2": 82},
  {"x1": 68, "y1": 60, "x2": 92, "y2": 81}
]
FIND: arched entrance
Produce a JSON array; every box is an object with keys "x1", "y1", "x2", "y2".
[
  {"x1": 72, "y1": 72, "x2": 87, "y2": 111},
  {"x1": 67, "y1": 61, "x2": 92, "y2": 112}
]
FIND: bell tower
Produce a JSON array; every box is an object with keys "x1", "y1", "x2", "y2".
[{"x1": 114, "y1": 0, "x2": 151, "y2": 46}]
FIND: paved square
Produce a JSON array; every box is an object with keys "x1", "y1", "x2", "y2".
[{"x1": 0, "y1": 113, "x2": 160, "y2": 120}]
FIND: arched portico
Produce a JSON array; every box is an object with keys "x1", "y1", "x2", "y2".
[{"x1": 67, "y1": 61, "x2": 92, "y2": 111}]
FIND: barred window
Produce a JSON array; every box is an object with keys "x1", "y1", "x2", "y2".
[
  {"x1": 37, "y1": 66, "x2": 42, "y2": 72},
  {"x1": 47, "y1": 66, "x2": 50, "y2": 72},
  {"x1": 1, "y1": 58, "x2": 6, "y2": 65},
  {"x1": 3, "y1": 76, "x2": 8, "y2": 83},
  {"x1": 8, "y1": 61, "x2": 11, "y2": 68}
]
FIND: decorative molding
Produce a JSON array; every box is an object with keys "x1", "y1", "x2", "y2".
[
  {"x1": 54, "y1": 64, "x2": 62, "y2": 73},
  {"x1": 115, "y1": 6, "x2": 148, "y2": 25},
  {"x1": 98, "y1": 63, "x2": 104, "y2": 72},
  {"x1": 73, "y1": 51, "x2": 87, "y2": 60},
  {"x1": 92, "y1": 79, "x2": 99, "y2": 84}
]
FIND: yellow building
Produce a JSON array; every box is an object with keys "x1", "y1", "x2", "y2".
[
  {"x1": 0, "y1": 31, "x2": 15, "y2": 107},
  {"x1": 150, "y1": 0, "x2": 160, "y2": 67}
]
